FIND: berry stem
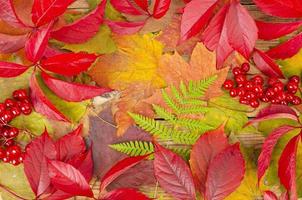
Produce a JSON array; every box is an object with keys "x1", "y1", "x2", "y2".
[{"x1": 0, "y1": 184, "x2": 29, "y2": 200}]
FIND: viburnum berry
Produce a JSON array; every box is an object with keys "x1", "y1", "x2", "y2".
[
  {"x1": 235, "y1": 74, "x2": 246, "y2": 84},
  {"x1": 10, "y1": 106, "x2": 21, "y2": 117},
  {"x1": 229, "y1": 88, "x2": 238, "y2": 97},
  {"x1": 4, "y1": 99, "x2": 16, "y2": 108},
  {"x1": 250, "y1": 99, "x2": 260, "y2": 108},
  {"x1": 0, "y1": 110, "x2": 13, "y2": 124},
  {"x1": 289, "y1": 75, "x2": 300, "y2": 84},
  {"x1": 223, "y1": 80, "x2": 234, "y2": 90},
  {"x1": 272, "y1": 82, "x2": 284, "y2": 93},
  {"x1": 13, "y1": 89, "x2": 28, "y2": 101},
  {"x1": 265, "y1": 89, "x2": 275, "y2": 99},
  {"x1": 19, "y1": 102, "x2": 32, "y2": 115},
  {"x1": 239, "y1": 98, "x2": 249, "y2": 105},
  {"x1": 7, "y1": 127, "x2": 19, "y2": 138},
  {"x1": 286, "y1": 82, "x2": 298, "y2": 94},
  {"x1": 0, "y1": 148, "x2": 5, "y2": 159},
  {"x1": 292, "y1": 96, "x2": 302, "y2": 105},
  {"x1": 5, "y1": 145, "x2": 21, "y2": 160},
  {"x1": 252, "y1": 75, "x2": 264, "y2": 85},
  {"x1": 285, "y1": 93, "x2": 294, "y2": 102},
  {"x1": 0, "y1": 103, "x2": 5, "y2": 114},
  {"x1": 261, "y1": 96, "x2": 270, "y2": 102},
  {"x1": 237, "y1": 87, "x2": 246, "y2": 97},
  {"x1": 268, "y1": 78, "x2": 280, "y2": 86},
  {"x1": 241, "y1": 63, "x2": 250, "y2": 73},
  {"x1": 244, "y1": 81, "x2": 254, "y2": 91},
  {"x1": 232, "y1": 67, "x2": 242, "y2": 76}
]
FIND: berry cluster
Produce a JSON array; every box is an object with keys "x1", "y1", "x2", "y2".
[
  {"x1": 223, "y1": 63, "x2": 301, "y2": 108},
  {"x1": 0, "y1": 89, "x2": 32, "y2": 165}
]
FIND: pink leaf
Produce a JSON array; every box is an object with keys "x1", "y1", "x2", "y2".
[
  {"x1": 40, "y1": 52, "x2": 98, "y2": 76},
  {"x1": 257, "y1": 125, "x2": 296, "y2": 182},
  {"x1": 225, "y1": 0, "x2": 257, "y2": 59},
  {"x1": 253, "y1": 0, "x2": 302, "y2": 18},
  {"x1": 110, "y1": 0, "x2": 145, "y2": 15},
  {"x1": 24, "y1": 131, "x2": 57, "y2": 196},
  {"x1": 190, "y1": 125, "x2": 229, "y2": 194},
  {"x1": 205, "y1": 143, "x2": 245, "y2": 200},
  {"x1": 256, "y1": 20, "x2": 302, "y2": 40},
  {"x1": 180, "y1": 0, "x2": 218, "y2": 41},
  {"x1": 278, "y1": 134, "x2": 300, "y2": 200},
  {"x1": 153, "y1": 0, "x2": 171, "y2": 19},
  {"x1": 201, "y1": 4, "x2": 233, "y2": 67},
  {"x1": 0, "y1": 61, "x2": 28, "y2": 77},
  {"x1": 41, "y1": 72, "x2": 112, "y2": 102},
  {"x1": 0, "y1": 0, "x2": 26, "y2": 27},
  {"x1": 0, "y1": 33, "x2": 27, "y2": 54},
  {"x1": 105, "y1": 20, "x2": 145, "y2": 35},
  {"x1": 266, "y1": 32, "x2": 302, "y2": 59},
  {"x1": 133, "y1": 0, "x2": 149, "y2": 12},
  {"x1": 263, "y1": 191, "x2": 278, "y2": 200},
  {"x1": 245, "y1": 104, "x2": 298, "y2": 126},
  {"x1": 55, "y1": 124, "x2": 86, "y2": 161},
  {"x1": 252, "y1": 48, "x2": 284, "y2": 78},
  {"x1": 51, "y1": 0, "x2": 106, "y2": 43},
  {"x1": 48, "y1": 160, "x2": 93, "y2": 197},
  {"x1": 100, "y1": 154, "x2": 150, "y2": 192},
  {"x1": 43, "y1": 46, "x2": 63, "y2": 58},
  {"x1": 101, "y1": 188, "x2": 150, "y2": 200},
  {"x1": 154, "y1": 143, "x2": 196, "y2": 200},
  {"x1": 30, "y1": 73, "x2": 69, "y2": 122},
  {"x1": 25, "y1": 22, "x2": 53, "y2": 62},
  {"x1": 32, "y1": 0, "x2": 75, "y2": 26}
]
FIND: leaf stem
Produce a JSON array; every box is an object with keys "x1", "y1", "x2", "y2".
[{"x1": 0, "y1": 184, "x2": 29, "y2": 200}]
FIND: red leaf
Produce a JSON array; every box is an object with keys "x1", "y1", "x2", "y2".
[
  {"x1": 252, "y1": 48, "x2": 284, "y2": 78},
  {"x1": 256, "y1": 20, "x2": 302, "y2": 40},
  {"x1": 133, "y1": 0, "x2": 149, "y2": 12},
  {"x1": 24, "y1": 131, "x2": 57, "y2": 196},
  {"x1": 190, "y1": 125, "x2": 229, "y2": 194},
  {"x1": 55, "y1": 124, "x2": 86, "y2": 161},
  {"x1": 110, "y1": 0, "x2": 145, "y2": 15},
  {"x1": 0, "y1": 0, "x2": 26, "y2": 27},
  {"x1": 0, "y1": 61, "x2": 28, "y2": 77},
  {"x1": 101, "y1": 188, "x2": 150, "y2": 200},
  {"x1": 205, "y1": 143, "x2": 245, "y2": 200},
  {"x1": 25, "y1": 23, "x2": 53, "y2": 62},
  {"x1": 180, "y1": 0, "x2": 218, "y2": 41},
  {"x1": 30, "y1": 74, "x2": 69, "y2": 122},
  {"x1": 225, "y1": 0, "x2": 257, "y2": 59},
  {"x1": 263, "y1": 191, "x2": 278, "y2": 200},
  {"x1": 245, "y1": 104, "x2": 298, "y2": 126},
  {"x1": 105, "y1": 20, "x2": 145, "y2": 35},
  {"x1": 0, "y1": 33, "x2": 27, "y2": 54},
  {"x1": 40, "y1": 52, "x2": 98, "y2": 76},
  {"x1": 32, "y1": 0, "x2": 75, "y2": 26},
  {"x1": 257, "y1": 125, "x2": 296, "y2": 182},
  {"x1": 48, "y1": 160, "x2": 94, "y2": 197},
  {"x1": 201, "y1": 4, "x2": 233, "y2": 67},
  {"x1": 266, "y1": 32, "x2": 302, "y2": 59},
  {"x1": 51, "y1": 0, "x2": 106, "y2": 43},
  {"x1": 253, "y1": 0, "x2": 302, "y2": 18},
  {"x1": 278, "y1": 134, "x2": 300, "y2": 200},
  {"x1": 100, "y1": 154, "x2": 150, "y2": 192},
  {"x1": 153, "y1": 0, "x2": 171, "y2": 19},
  {"x1": 41, "y1": 72, "x2": 112, "y2": 102},
  {"x1": 154, "y1": 143, "x2": 196, "y2": 200}
]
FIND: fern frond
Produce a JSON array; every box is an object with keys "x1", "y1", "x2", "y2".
[
  {"x1": 162, "y1": 90, "x2": 180, "y2": 113},
  {"x1": 152, "y1": 104, "x2": 175, "y2": 121},
  {"x1": 178, "y1": 106, "x2": 210, "y2": 114},
  {"x1": 188, "y1": 76, "x2": 217, "y2": 98},
  {"x1": 173, "y1": 118, "x2": 213, "y2": 132},
  {"x1": 110, "y1": 141, "x2": 154, "y2": 157}
]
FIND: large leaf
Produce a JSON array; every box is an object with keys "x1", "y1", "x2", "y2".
[
  {"x1": 51, "y1": 0, "x2": 106, "y2": 43},
  {"x1": 0, "y1": 33, "x2": 28, "y2": 54},
  {"x1": 0, "y1": 0, "x2": 27, "y2": 27},
  {"x1": 101, "y1": 188, "x2": 150, "y2": 200},
  {"x1": 154, "y1": 143, "x2": 196, "y2": 200},
  {"x1": 0, "y1": 61, "x2": 28, "y2": 77},
  {"x1": 205, "y1": 144, "x2": 245, "y2": 200},
  {"x1": 110, "y1": 0, "x2": 144, "y2": 15}
]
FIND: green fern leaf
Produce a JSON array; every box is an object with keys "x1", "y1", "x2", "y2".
[{"x1": 110, "y1": 141, "x2": 154, "y2": 157}]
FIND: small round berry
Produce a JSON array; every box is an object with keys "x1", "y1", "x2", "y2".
[
  {"x1": 253, "y1": 85, "x2": 264, "y2": 96},
  {"x1": 289, "y1": 75, "x2": 300, "y2": 84},
  {"x1": 0, "y1": 110, "x2": 13, "y2": 124},
  {"x1": 13, "y1": 89, "x2": 28, "y2": 101},
  {"x1": 18, "y1": 153, "x2": 24, "y2": 163},
  {"x1": 260, "y1": 96, "x2": 270, "y2": 102},
  {"x1": 250, "y1": 99, "x2": 260, "y2": 108},
  {"x1": 4, "y1": 99, "x2": 16, "y2": 108},
  {"x1": 0, "y1": 148, "x2": 5, "y2": 159},
  {"x1": 266, "y1": 89, "x2": 275, "y2": 99},
  {"x1": 232, "y1": 67, "x2": 242, "y2": 76},
  {"x1": 7, "y1": 127, "x2": 19, "y2": 138},
  {"x1": 239, "y1": 98, "x2": 249, "y2": 105},
  {"x1": 5, "y1": 145, "x2": 21, "y2": 160},
  {"x1": 268, "y1": 78, "x2": 281, "y2": 86},
  {"x1": 10, "y1": 106, "x2": 21, "y2": 117},
  {"x1": 3, "y1": 139, "x2": 15, "y2": 147},
  {"x1": 241, "y1": 62, "x2": 250, "y2": 73},
  {"x1": 285, "y1": 93, "x2": 295, "y2": 102},
  {"x1": 245, "y1": 92, "x2": 256, "y2": 100},
  {"x1": 0, "y1": 103, "x2": 5, "y2": 114},
  {"x1": 229, "y1": 88, "x2": 238, "y2": 97},
  {"x1": 292, "y1": 96, "x2": 301, "y2": 105},
  {"x1": 271, "y1": 98, "x2": 280, "y2": 104},
  {"x1": 244, "y1": 81, "x2": 254, "y2": 91},
  {"x1": 280, "y1": 100, "x2": 288, "y2": 105},
  {"x1": 223, "y1": 80, "x2": 234, "y2": 90},
  {"x1": 286, "y1": 82, "x2": 298, "y2": 94},
  {"x1": 2, "y1": 157, "x2": 10, "y2": 163},
  {"x1": 10, "y1": 159, "x2": 20, "y2": 166},
  {"x1": 272, "y1": 82, "x2": 284, "y2": 93},
  {"x1": 252, "y1": 75, "x2": 264, "y2": 85},
  {"x1": 237, "y1": 87, "x2": 246, "y2": 97},
  {"x1": 19, "y1": 102, "x2": 32, "y2": 115},
  {"x1": 235, "y1": 75, "x2": 246, "y2": 84}
]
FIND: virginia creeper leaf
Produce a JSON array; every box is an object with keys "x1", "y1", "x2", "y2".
[
  {"x1": 24, "y1": 131, "x2": 57, "y2": 196},
  {"x1": 101, "y1": 188, "x2": 150, "y2": 200},
  {"x1": 40, "y1": 52, "x2": 98, "y2": 76},
  {"x1": 205, "y1": 143, "x2": 245, "y2": 200},
  {"x1": 51, "y1": 0, "x2": 107, "y2": 43},
  {"x1": 30, "y1": 73, "x2": 69, "y2": 122},
  {"x1": 278, "y1": 134, "x2": 300, "y2": 200},
  {"x1": 190, "y1": 125, "x2": 229, "y2": 194},
  {"x1": 41, "y1": 72, "x2": 112, "y2": 102},
  {"x1": 134, "y1": 0, "x2": 149, "y2": 12},
  {"x1": 110, "y1": 0, "x2": 144, "y2": 15},
  {"x1": 154, "y1": 143, "x2": 196, "y2": 200},
  {"x1": 0, "y1": 33, "x2": 28, "y2": 54},
  {"x1": 0, "y1": 61, "x2": 28, "y2": 77},
  {"x1": 153, "y1": 0, "x2": 171, "y2": 19},
  {"x1": 0, "y1": 0, "x2": 26, "y2": 27},
  {"x1": 257, "y1": 125, "x2": 296, "y2": 182},
  {"x1": 256, "y1": 20, "x2": 302, "y2": 40},
  {"x1": 105, "y1": 20, "x2": 145, "y2": 35},
  {"x1": 263, "y1": 191, "x2": 278, "y2": 200},
  {"x1": 252, "y1": 48, "x2": 284, "y2": 78},
  {"x1": 32, "y1": 0, "x2": 75, "y2": 26},
  {"x1": 48, "y1": 160, "x2": 94, "y2": 197}
]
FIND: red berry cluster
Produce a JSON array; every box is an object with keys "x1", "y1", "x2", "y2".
[
  {"x1": 0, "y1": 89, "x2": 32, "y2": 166},
  {"x1": 223, "y1": 63, "x2": 301, "y2": 108}
]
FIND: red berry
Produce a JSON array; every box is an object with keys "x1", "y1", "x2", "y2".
[
  {"x1": 10, "y1": 159, "x2": 20, "y2": 166},
  {"x1": 241, "y1": 62, "x2": 250, "y2": 73},
  {"x1": 2, "y1": 157, "x2": 10, "y2": 163},
  {"x1": 223, "y1": 80, "x2": 234, "y2": 90},
  {"x1": 13, "y1": 89, "x2": 28, "y2": 101},
  {"x1": 235, "y1": 75, "x2": 246, "y2": 84},
  {"x1": 7, "y1": 127, "x2": 19, "y2": 138},
  {"x1": 3, "y1": 139, "x2": 14, "y2": 147},
  {"x1": 232, "y1": 67, "x2": 242, "y2": 76},
  {"x1": 285, "y1": 93, "x2": 295, "y2": 102},
  {"x1": 0, "y1": 103, "x2": 5, "y2": 114},
  {"x1": 0, "y1": 148, "x2": 5, "y2": 159},
  {"x1": 261, "y1": 96, "x2": 270, "y2": 102},
  {"x1": 266, "y1": 89, "x2": 275, "y2": 99},
  {"x1": 253, "y1": 85, "x2": 264, "y2": 96},
  {"x1": 252, "y1": 75, "x2": 264, "y2": 85},
  {"x1": 280, "y1": 101, "x2": 288, "y2": 105},
  {"x1": 237, "y1": 87, "x2": 246, "y2": 97},
  {"x1": 19, "y1": 102, "x2": 32, "y2": 115},
  {"x1": 289, "y1": 75, "x2": 300, "y2": 84},
  {"x1": 292, "y1": 96, "x2": 301, "y2": 105},
  {"x1": 0, "y1": 110, "x2": 13, "y2": 124},
  {"x1": 6, "y1": 145, "x2": 21, "y2": 160},
  {"x1": 286, "y1": 82, "x2": 298, "y2": 94},
  {"x1": 229, "y1": 88, "x2": 238, "y2": 97},
  {"x1": 271, "y1": 98, "x2": 280, "y2": 104},
  {"x1": 239, "y1": 98, "x2": 249, "y2": 105},
  {"x1": 268, "y1": 78, "x2": 280, "y2": 86},
  {"x1": 10, "y1": 106, "x2": 21, "y2": 117},
  {"x1": 272, "y1": 82, "x2": 284, "y2": 93},
  {"x1": 250, "y1": 99, "x2": 260, "y2": 108},
  {"x1": 18, "y1": 153, "x2": 24, "y2": 163},
  {"x1": 245, "y1": 92, "x2": 256, "y2": 100},
  {"x1": 4, "y1": 99, "x2": 16, "y2": 108},
  {"x1": 244, "y1": 81, "x2": 254, "y2": 91}
]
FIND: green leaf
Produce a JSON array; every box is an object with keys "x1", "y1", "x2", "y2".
[
  {"x1": 0, "y1": 164, "x2": 35, "y2": 200},
  {"x1": 278, "y1": 48, "x2": 302, "y2": 77},
  {"x1": 63, "y1": 25, "x2": 117, "y2": 54}
]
